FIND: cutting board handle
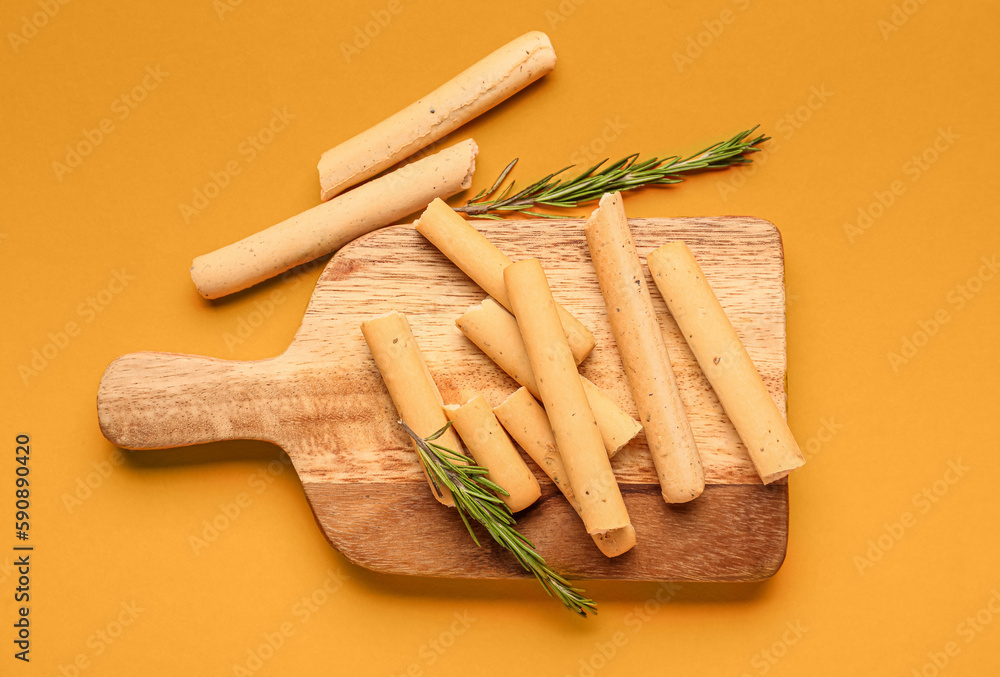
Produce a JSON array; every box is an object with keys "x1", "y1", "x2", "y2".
[{"x1": 97, "y1": 351, "x2": 280, "y2": 450}]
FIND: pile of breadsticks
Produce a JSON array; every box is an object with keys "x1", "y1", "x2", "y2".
[
  {"x1": 363, "y1": 196, "x2": 805, "y2": 557},
  {"x1": 186, "y1": 30, "x2": 804, "y2": 558}
]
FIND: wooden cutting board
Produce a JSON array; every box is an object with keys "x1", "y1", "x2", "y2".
[{"x1": 97, "y1": 217, "x2": 789, "y2": 582}]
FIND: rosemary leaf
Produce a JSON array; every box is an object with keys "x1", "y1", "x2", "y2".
[
  {"x1": 455, "y1": 126, "x2": 769, "y2": 218},
  {"x1": 400, "y1": 420, "x2": 597, "y2": 617}
]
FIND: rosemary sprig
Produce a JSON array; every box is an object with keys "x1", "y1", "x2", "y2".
[
  {"x1": 455, "y1": 126, "x2": 769, "y2": 218},
  {"x1": 400, "y1": 420, "x2": 597, "y2": 617}
]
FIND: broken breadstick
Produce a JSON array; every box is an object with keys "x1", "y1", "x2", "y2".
[
  {"x1": 579, "y1": 378, "x2": 642, "y2": 458},
  {"x1": 416, "y1": 197, "x2": 595, "y2": 363},
  {"x1": 191, "y1": 139, "x2": 478, "y2": 299},
  {"x1": 444, "y1": 395, "x2": 541, "y2": 512},
  {"x1": 647, "y1": 241, "x2": 805, "y2": 483},
  {"x1": 585, "y1": 192, "x2": 704, "y2": 503},
  {"x1": 361, "y1": 311, "x2": 464, "y2": 506},
  {"x1": 494, "y1": 388, "x2": 636, "y2": 557},
  {"x1": 318, "y1": 31, "x2": 555, "y2": 201},
  {"x1": 504, "y1": 258, "x2": 632, "y2": 545},
  {"x1": 455, "y1": 298, "x2": 641, "y2": 455}
]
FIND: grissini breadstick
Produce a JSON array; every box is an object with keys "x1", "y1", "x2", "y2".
[
  {"x1": 579, "y1": 378, "x2": 642, "y2": 458},
  {"x1": 494, "y1": 388, "x2": 636, "y2": 557},
  {"x1": 455, "y1": 298, "x2": 641, "y2": 455},
  {"x1": 444, "y1": 395, "x2": 540, "y2": 512},
  {"x1": 585, "y1": 192, "x2": 705, "y2": 503},
  {"x1": 416, "y1": 197, "x2": 595, "y2": 363},
  {"x1": 647, "y1": 241, "x2": 805, "y2": 483},
  {"x1": 504, "y1": 258, "x2": 632, "y2": 541},
  {"x1": 318, "y1": 31, "x2": 555, "y2": 201},
  {"x1": 494, "y1": 388, "x2": 568, "y2": 494},
  {"x1": 191, "y1": 139, "x2": 478, "y2": 299},
  {"x1": 457, "y1": 299, "x2": 536, "y2": 389},
  {"x1": 361, "y1": 311, "x2": 463, "y2": 506}
]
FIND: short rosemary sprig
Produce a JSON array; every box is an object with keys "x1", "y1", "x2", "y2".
[
  {"x1": 455, "y1": 126, "x2": 769, "y2": 218},
  {"x1": 400, "y1": 420, "x2": 597, "y2": 617}
]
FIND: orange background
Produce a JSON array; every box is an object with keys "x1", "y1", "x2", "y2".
[{"x1": 2, "y1": 0, "x2": 999, "y2": 674}]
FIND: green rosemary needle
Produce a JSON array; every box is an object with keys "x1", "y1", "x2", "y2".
[
  {"x1": 454, "y1": 126, "x2": 769, "y2": 218},
  {"x1": 400, "y1": 419, "x2": 597, "y2": 617}
]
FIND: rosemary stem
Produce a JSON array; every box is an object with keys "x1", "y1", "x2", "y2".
[
  {"x1": 454, "y1": 127, "x2": 768, "y2": 218},
  {"x1": 400, "y1": 420, "x2": 597, "y2": 617}
]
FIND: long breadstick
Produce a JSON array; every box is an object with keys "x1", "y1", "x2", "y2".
[
  {"x1": 504, "y1": 258, "x2": 631, "y2": 540},
  {"x1": 192, "y1": 139, "x2": 478, "y2": 299},
  {"x1": 318, "y1": 31, "x2": 555, "y2": 201},
  {"x1": 647, "y1": 241, "x2": 805, "y2": 483},
  {"x1": 455, "y1": 298, "x2": 641, "y2": 455},
  {"x1": 360, "y1": 311, "x2": 463, "y2": 506},
  {"x1": 494, "y1": 388, "x2": 636, "y2": 557},
  {"x1": 416, "y1": 197, "x2": 595, "y2": 363},
  {"x1": 444, "y1": 395, "x2": 540, "y2": 512},
  {"x1": 585, "y1": 193, "x2": 704, "y2": 503}
]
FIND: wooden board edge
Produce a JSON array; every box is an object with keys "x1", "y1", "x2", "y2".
[{"x1": 302, "y1": 481, "x2": 789, "y2": 582}]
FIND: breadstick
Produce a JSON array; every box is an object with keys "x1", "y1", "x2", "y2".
[
  {"x1": 504, "y1": 258, "x2": 631, "y2": 540},
  {"x1": 318, "y1": 31, "x2": 555, "y2": 201},
  {"x1": 579, "y1": 378, "x2": 642, "y2": 458},
  {"x1": 444, "y1": 395, "x2": 540, "y2": 512},
  {"x1": 361, "y1": 311, "x2": 463, "y2": 506},
  {"x1": 416, "y1": 197, "x2": 595, "y2": 363},
  {"x1": 455, "y1": 298, "x2": 641, "y2": 455},
  {"x1": 647, "y1": 241, "x2": 805, "y2": 483},
  {"x1": 192, "y1": 139, "x2": 478, "y2": 299},
  {"x1": 494, "y1": 388, "x2": 636, "y2": 557},
  {"x1": 585, "y1": 192, "x2": 704, "y2": 503}
]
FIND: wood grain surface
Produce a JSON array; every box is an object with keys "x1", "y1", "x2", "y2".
[{"x1": 97, "y1": 216, "x2": 789, "y2": 581}]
